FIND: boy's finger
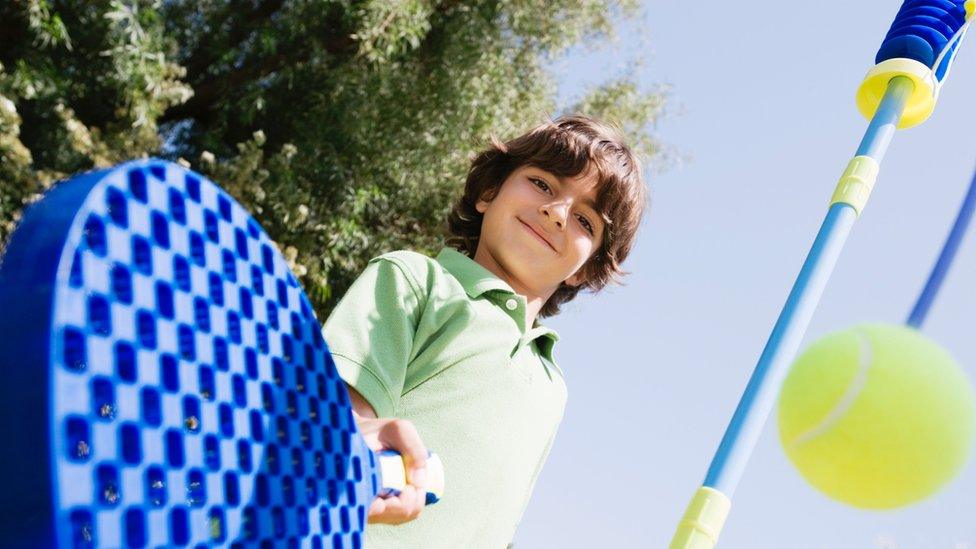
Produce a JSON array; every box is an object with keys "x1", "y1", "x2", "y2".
[
  {"x1": 377, "y1": 419, "x2": 428, "y2": 477},
  {"x1": 379, "y1": 420, "x2": 427, "y2": 456},
  {"x1": 396, "y1": 485, "x2": 425, "y2": 519},
  {"x1": 368, "y1": 489, "x2": 424, "y2": 524},
  {"x1": 368, "y1": 497, "x2": 387, "y2": 519},
  {"x1": 409, "y1": 463, "x2": 428, "y2": 491},
  {"x1": 411, "y1": 479, "x2": 426, "y2": 510}
]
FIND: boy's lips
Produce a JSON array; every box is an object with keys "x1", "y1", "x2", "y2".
[{"x1": 518, "y1": 219, "x2": 556, "y2": 252}]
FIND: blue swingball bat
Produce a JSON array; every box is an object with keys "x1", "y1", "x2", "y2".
[{"x1": 0, "y1": 159, "x2": 444, "y2": 548}]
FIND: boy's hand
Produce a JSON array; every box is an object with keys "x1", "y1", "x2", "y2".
[
  {"x1": 357, "y1": 416, "x2": 429, "y2": 524},
  {"x1": 347, "y1": 386, "x2": 430, "y2": 525}
]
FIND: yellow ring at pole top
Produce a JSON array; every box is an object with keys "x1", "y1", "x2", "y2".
[{"x1": 856, "y1": 58, "x2": 934, "y2": 129}]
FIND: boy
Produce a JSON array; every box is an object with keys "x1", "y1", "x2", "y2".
[{"x1": 322, "y1": 114, "x2": 647, "y2": 547}]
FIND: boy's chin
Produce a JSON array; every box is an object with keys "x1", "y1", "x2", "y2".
[
  {"x1": 497, "y1": 249, "x2": 573, "y2": 289},
  {"x1": 499, "y1": 239, "x2": 554, "y2": 266}
]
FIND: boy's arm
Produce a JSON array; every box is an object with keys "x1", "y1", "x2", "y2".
[
  {"x1": 322, "y1": 255, "x2": 432, "y2": 524},
  {"x1": 348, "y1": 385, "x2": 379, "y2": 419},
  {"x1": 347, "y1": 385, "x2": 430, "y2": 524}
]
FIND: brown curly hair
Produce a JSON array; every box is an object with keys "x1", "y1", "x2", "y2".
[{"x1": 447, "y1": 114, "x2": 648, "y2": 318}]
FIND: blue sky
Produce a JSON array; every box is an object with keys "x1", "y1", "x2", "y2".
[{"x1": 515, "y1": 1, "x2": 976, "y2": 547}]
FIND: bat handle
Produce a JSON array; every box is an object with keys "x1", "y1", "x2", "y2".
[
  {"x1": 670, "y1": 487, "x2": 731, "y2": 548},
  {"x1": 376, "y1": 450, "x2": 445, "y2": 505}
]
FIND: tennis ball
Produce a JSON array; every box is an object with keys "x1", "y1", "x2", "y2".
[{"x1": 777, "y1": 323, "x2": 976, "y2": 509}]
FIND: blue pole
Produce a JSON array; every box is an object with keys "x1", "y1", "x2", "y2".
[
  {"x1": 907, "y1": 167, "x2": 976, "y2": 328},
  {"x1": 674, "y1": 3, "x2": 971, "y2": 545},
  {"x1": 703, "y1": 76, "x2": 915, "y2": 496}
]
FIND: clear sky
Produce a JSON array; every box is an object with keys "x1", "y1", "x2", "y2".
[{"x1": 514, "y1": 1, "x2": 976, "y2": 547}]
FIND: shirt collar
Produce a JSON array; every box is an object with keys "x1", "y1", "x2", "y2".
[
  {"x1": 436, "y1": 247, "x2": 560, "y2": 358},
  {"x1": 436, "y1": 247, "x2": 516, "y2": 299}
]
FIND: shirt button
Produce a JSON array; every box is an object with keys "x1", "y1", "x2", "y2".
[{"x1": 505, "y1": 299, "x2": 518, "y2": 311}]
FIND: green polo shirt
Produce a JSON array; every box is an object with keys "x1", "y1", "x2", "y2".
[{"x1": 322, "y1": 247, "x2": 567, "y2": 548}]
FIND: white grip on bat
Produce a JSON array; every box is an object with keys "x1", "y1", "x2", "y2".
[{"x1": 377, "y1": 451, "x2": 445, "y2": 505}]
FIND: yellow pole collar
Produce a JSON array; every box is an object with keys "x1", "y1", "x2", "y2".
[
  {"x1": 830, "y1": 156, "x2": 881, "y2": 216},
  {"x1": 670, "y1": 486, "x2": 732, "y2": 549}
]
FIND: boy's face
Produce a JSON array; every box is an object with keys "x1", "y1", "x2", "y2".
[{"x1": 474, "y1": 165, "x2": 605, "y2": 295}]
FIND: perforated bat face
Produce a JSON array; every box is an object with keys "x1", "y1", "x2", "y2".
[{"x1": 0, "y1": 160, "x2": 411, "y2": 548}]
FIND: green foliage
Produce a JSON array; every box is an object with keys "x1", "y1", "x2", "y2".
[{"x1": 0, "y1": 0, "x2": 666, "y2": 318}]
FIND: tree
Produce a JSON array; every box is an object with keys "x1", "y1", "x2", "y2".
[{"x1": 0, "y1": 0, "x2": 666, "y2": 318}]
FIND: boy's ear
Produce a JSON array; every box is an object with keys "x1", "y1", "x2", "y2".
[{"x1": 475, "y1": 187, "x2": 499, "y2": 213}]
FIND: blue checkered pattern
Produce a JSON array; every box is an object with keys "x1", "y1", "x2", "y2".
[{"x1": 0, "y1": 160, "x2": 381, "y2": 548}]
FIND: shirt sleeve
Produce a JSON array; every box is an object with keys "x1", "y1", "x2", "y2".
[{"x1": 322, "y1": 256, "x2": 425, "y2": 418}]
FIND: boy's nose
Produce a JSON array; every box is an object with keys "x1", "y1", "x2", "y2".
[{"x1": 540, "y1": 202, "x2": 569, "y2": 228}]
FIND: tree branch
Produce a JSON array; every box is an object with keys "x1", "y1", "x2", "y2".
[
  {"x1": 160, "y1": 6, "x2": 356, "y2": 125},
  {"x1": 178, "y1": 0, "x2": 286, "y2": 85}
]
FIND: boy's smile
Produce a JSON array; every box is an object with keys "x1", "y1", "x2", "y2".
[
  {"x1": 518, "y1": 218, "x2": 557, "y2": 252},
  {"x1": 473, "y1": 165, "x2": 605, "y2": 323}
]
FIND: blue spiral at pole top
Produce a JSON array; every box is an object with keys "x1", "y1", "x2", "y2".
[{"x1": 876, "y1": 0, "x2": 969, "y2": 80}]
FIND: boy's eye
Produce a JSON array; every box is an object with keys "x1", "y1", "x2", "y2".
[
  {"x1": 530, "y1": 178, "x2": 551, "y2": 193},
  {"x1": 577, "y1": 214, "x2": 595, "y2": 235}
]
